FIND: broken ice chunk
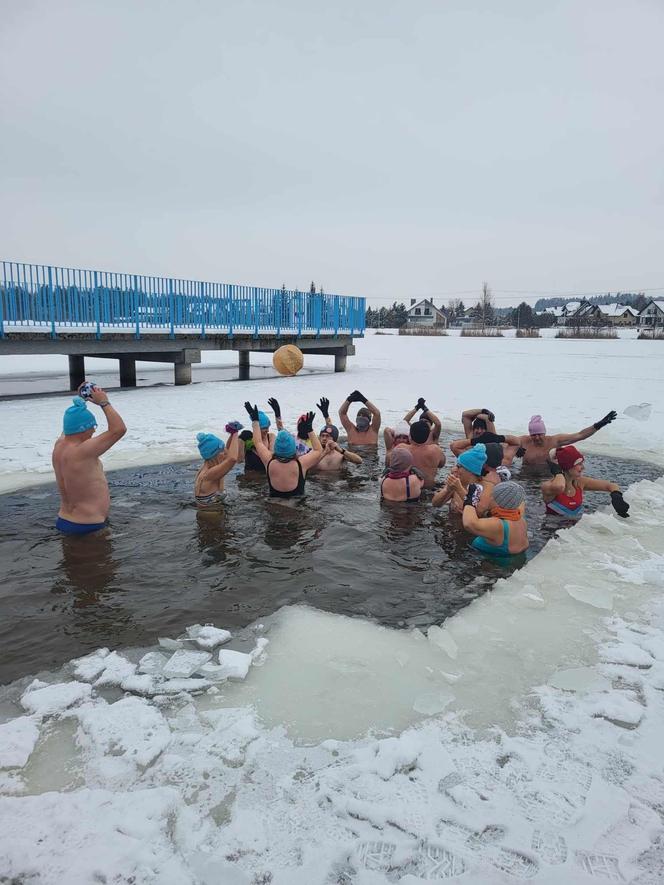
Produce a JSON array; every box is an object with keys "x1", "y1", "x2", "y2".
[
  {"x1": 565, "y1": 583, "x2": 614, "y2": 611},
  {"x1": 186, "y1": 624, "x2": 232, "y2": 650},
  {"x1": 121, "y1": 674, "x2": 159, "y2": 696},
  {"x1": 71, "y1": 648, "x2": 110, "y2": 683},
  {"x1": 157, "y1": 637, "x2": 184, "y2": 651},
  {"x1": 413, "y1": 691, "x2": 454, "y2": 715},
  {"x1": 94, "y1": 652, "x2": 137, "y2": 687},
  {"x1": 137, "y1": 651, "x2": 169, "y2": 676},
  {"x1": 21, "y1": 681, "x2": 92, "y2": 716},
  {"x1": 250, "y1": 638, "x2": 269, "y2": 662},
  {"x1": 427, "y1": 625, "x2": 458, "y2": 659},
  {"x1": 549, "y1": 668, "x2": 612, "y2": 694},
  {"x1": 162, "y1": 650, "x2": 211, "y2": 679},
  {"x1": 197, "y1": 663, "x2": 230, "y2": 682},
  {"x1": 0, "y1": 716, "x2": 40, "y2": 768},
  {"x1": 158, "y1": 678, "x2": 211, "y2": 694},
  {"x1": 217, "y1": 649, "x2": 252, "y2": 680},
  {"x1": 76, "y1": 696, "x2": 170, "y2": 766},
  {"x1": 623, "y1": 403, "x2": 652, "y2": 421}
]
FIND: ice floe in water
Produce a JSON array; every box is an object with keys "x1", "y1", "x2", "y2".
[{"x1": 1, "y1": 478, "x2": 664, "y2": 883}]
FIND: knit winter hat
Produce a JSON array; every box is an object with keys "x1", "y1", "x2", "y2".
[
  {"x1": 528, "y1": 415, "x2": 546, "y2": 435},
  {"x1": 274, "y1": 429, "x2": 296, "y2": 458},
  {"x1": 63, "y1": 396, "x2": 97, "y2": 436},
  {"x1": 197, "y1": 432, "x2": 224, "y2": 460},
  {"x1": 457, "y1": 443, "x2": 487, "y2": 476},
  {"x1": 492, "y1": 481, "x2": 525, "y2": 510},
  {"x1": 556, "y1": 445, "x2": 584, "y2": 471},
  {"x1": 409, "y1": 420, "x2": 430, "y2": 444}
]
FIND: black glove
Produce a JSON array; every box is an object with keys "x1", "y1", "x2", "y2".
[
  {"x1": 610, "y1": 491, "x2": 630, "y2": 518},
  {"x1": 481, "y1": 408, "x2": 496, "y2": 423},
  {"x1": 267, "y1": 397, "x2": 281, "y2": 419},
  {"x1": 416, "y1": 397, "x2": 426, "y2": 411},
  {"x1": 594, "y1": 410, "x2": 617, "y2": 430},
  {"x1": 300, "y1": 411, "x2": 315, "y2": 435},
  {"x1": 355, "y1": 390, "x2": 368, "y2": 404},
  {"x1": 516, "y1": 447, "x2": 526, "y2": 458},
  {"x1": 346, "y1": 390, "x2": 360, "y2": 403},
  {"x1": 244, "y1": 401, "x2": 259, "y2": 422},
  {"x1": 547, "y1": 459, "x2": 563, "y2": 476},
  {"x1": 317, "y1": 397, "x2": 330, "y2": 418},
  {"x1": 463, "y1": 483, "x2": 478, "y2": 508}
]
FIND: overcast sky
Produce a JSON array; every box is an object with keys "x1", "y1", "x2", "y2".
[{"x1": 1, "y1": 0, "x2": 662, "y2": 307}]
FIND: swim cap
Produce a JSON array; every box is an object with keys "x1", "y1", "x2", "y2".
[
  {"x1": 555, "y1": 445, "x2": 584, "y2": 472},
  {"x1": 457, "y1": 443, "x2": 487, "y2": 476},
  {"x1": 390, "y1": 447, "x2": 413, "y2": 474},
  {"x1": 393, "y1": 420, "x2": 410, "y2": 439},
  {"x1": 320, "y1": 424, "x2": 339, "y2": 442},
  {"x1": 528, "y1": 415, "x2": 546, "y2": 435},
  {"x1": 257, "y1": 411, "x2": 271, "y2": 430},
  {"x1": 484, "y1": 442, "x2": 503, "y2": 469},
  {"x1": 410, "y1": 420, "x2": 430, "y2": 444},
  {"x1": 356, "y1": 416, "x2": 371, "y2": 432},
  {"x1": 492, "y1": 481, "x2": 525, "y2": 510},
  {"x1": 63, "y1": 396, "x2": 97, "y2": 436},
  {"x1": 274, "y1": 429, "x2": 296, "y2": 459},
  {"x1": 197, "y1": 432, "x2": 224, "y2": 460}
]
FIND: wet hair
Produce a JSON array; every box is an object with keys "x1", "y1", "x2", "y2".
[
  {"x1": 410, "y1": 420, "x2": 430, "y2": 444},
  {"x1": 472, "y1": 417, "x2": 487, "y2": 432}
]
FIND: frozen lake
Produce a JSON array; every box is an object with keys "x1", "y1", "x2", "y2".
[{"x1": 1, "y1": 331, "x2": 664, "y2": 884}]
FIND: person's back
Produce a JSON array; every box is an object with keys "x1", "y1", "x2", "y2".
[
  {"x1": 405, "y1": 420, "x2": 445, "y2": 486},
  {"x1": 52, "y1": 388, "x2": 126, "y2": 533}
]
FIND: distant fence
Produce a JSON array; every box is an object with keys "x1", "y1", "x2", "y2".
[{"x1": 0, "y1": 260, "x2": 365, "y2": 340}]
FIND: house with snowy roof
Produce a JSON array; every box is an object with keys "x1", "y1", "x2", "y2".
[
  {"x1": 597, "y1": 304, "x2": 638, "y2": 326},
  {"x1": 637, "y1": 299, "x2": 664, "y2": 328},
  {"x1": 405, "y1": 299, "x2": 448, "y2": 328}
]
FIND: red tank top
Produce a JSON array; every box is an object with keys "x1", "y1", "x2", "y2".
[{"x1": 546, "y1": 483, "x2": 583, "y2": 517}]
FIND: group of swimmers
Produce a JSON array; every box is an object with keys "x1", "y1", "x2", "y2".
[{"x1": 52, "y1": 384, "x2": 630, "y2": 559}]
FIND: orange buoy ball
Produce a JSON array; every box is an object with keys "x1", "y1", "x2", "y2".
[{"x1": 273, "y1": 344, "x2": 304, "y2": 376}]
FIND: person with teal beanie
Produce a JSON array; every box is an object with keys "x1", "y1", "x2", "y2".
[
  {"x1": 244, "y1": 402, "x2": 323, "y2": 497},
  {"x1": 52, "y1": 384, "x2": 127, "y2": 534},
  {"x1": 194, "y1": 422, "x2": 241, "y2": 508},
  {"x1": 433, "y1": 443, "x2": 487, "y2": 513}
]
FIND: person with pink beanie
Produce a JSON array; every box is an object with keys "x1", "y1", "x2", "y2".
[{"x1": 508, "y1": 410, "x2": 618, "y2": 468}]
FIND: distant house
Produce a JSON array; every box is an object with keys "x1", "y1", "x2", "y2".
[
  {"x1": 637, "y1": 299, "x2": 664, "y2": 327},
  {"x1": 597, "y1": 304, "x2": 638, "y2": 326},
  {"x1": 539, "y1": 299, "x2": 591, "y2": 325},
  {"x1": 405, "y1": 299, "x2": 448, "y2": 328}
]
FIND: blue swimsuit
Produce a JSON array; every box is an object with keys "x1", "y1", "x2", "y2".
[
  {"x1": 471, "y1": 519, "x2": 511, "y2": 556},
  {"x1": 56, "y1": 517, "x2": 106, "y2": 535}
]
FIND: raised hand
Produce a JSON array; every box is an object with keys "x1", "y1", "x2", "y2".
[
  {"x1": 355, "y1": 390, "x2": 368, "y2": 404},
  {"x1": 610, "y1": 490, "x2": 630, "y2": 518},
  {"x1": 547, "y1": 458, "x2": 563, "y2": 476},
  {"x1": 481, "y1": 408, "x2": 496, "y2": 422},
  {"x1": 267, "y1": 397, "x2": 281, "y2": 419},
  {"x1": 464, "y1": 483, "x2": 478, "y2": 507},
  {"x1": 225, "y1": 421, "x2": 243, "y2": 434},
  {"x1": 300, "y1": 411, "x2": 315, "y2": 435},
  {"x1": 416, "y1": 397, "x2": 426, "y2": 411},
  {"x1": 317, "y1": 396, "x2": 330, "y2": 418},
  {"x1": 244, "y1": 401, "x2": 260, "y2": 422},
  {"x1": 594, "y1": 410, "x2": 617, "y2": 430},
  {"x1": 346, "y1": 390, "x2": 360, "y2": 403}
]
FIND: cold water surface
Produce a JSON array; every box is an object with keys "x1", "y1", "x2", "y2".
[{"x1": 0, "y1": 442, "x2": 659, "y2": 683}]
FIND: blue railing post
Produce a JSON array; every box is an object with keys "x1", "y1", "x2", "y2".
[
  {"x1": 200, "y1": 281, "x2": 206, "y2": 339},
  {"x1": 93, "y1": 271, "x2": 101, "y2": 339},
  {"x1": 228, "y1": 284, "x2": 234, "y2": 337},
  {"x1": 169, "y1": 280, "x2": 175, "y2": 339},
  {"x1": 275, "y1": 287, "x2": 281, "y2": 338},
  {"x1": 0, "y1": 262, "x2": 6, "y2": 339},
  {"x1": 334, "y1": 295, "x2": 339, "y2": 337},
  {"x1": 253, "y1": 286, "x2": 259, "y2": 339},
  {"x1": 133, "y1": 274, "x2": 140, "y2": 339},
  {"x1": 47, "y1": 265, "x2": 56, "y2": 339}
]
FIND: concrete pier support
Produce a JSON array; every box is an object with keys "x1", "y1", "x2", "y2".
[
  {"x1": 334, "y1": 350, "x2": 347, "y2": 372},
  {"x1": 238, "y1": 350, "x2": 250, "y2": 380},
  {"x1": 174, "y1": 362, "x2": 192, "y2": 385},
  {"x1": 68, "y1": 354, "x2": 85, "y2": 390},
  {"x1": 119, "y1": 356, "x2": 137, "y2": 388}
]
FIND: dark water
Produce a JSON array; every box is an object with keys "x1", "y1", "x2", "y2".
[{"x1": 0, "y1": 440, "x2": 659, "y2": 684}]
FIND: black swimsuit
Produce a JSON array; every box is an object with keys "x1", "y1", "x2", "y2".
[
  {"x1": 244, "y1": 447, "x2": 266, "y2": 473},
  {"x1": 267, "y1": 457, "x2": 306, "y2": 498}
]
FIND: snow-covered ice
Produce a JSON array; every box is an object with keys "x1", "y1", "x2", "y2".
[
  {"x1": 162, "y1": 650, "x2": 212, "y2": 679},
  {"x1": 1, "y1": 330, "x2": 664, "y2": 882}
]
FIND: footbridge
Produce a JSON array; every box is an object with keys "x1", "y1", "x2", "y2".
[{"x1": 0, "y1": 260, "x2": 365, "y2": 388}]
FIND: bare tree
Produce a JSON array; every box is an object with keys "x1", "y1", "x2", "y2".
[{"x1": 480, "y1": 281, "x2": 493, "y2": 331}]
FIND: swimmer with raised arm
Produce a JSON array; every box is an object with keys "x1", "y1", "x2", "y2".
[
  {"x1": 244, "y1": 402, "x2": 323, "y2": 497},
  {"x1": 193, "y1": 422, "x2": 241, "y2": 508},
  {"x1": 310, "y1": 397, "x2": 362, "y2": 472},
  {"x1": 339, "y1": 390, "x2": 381, "y2": 445},
  {"x1": 238, "y1": 407, "x2": 275, "y2": 473},
  {"x1": 386, "y1": 418, "x2": 445, "y2": 487},
  {"x1": 401, "y1": 397, "x2": 442, "y2": 443},
  {"x1": 508, "y1": 412, "x2": 617, "y2": 467},
  {"x1": 450, "y1": 407, "x2": 521, "y2": 458},
  {"x1": 460, "y1": 480, "x2": 529, "y2": 557},
  {"x1": 541, "y1": 445, "x2": 629, "y2": 520},
  {"x1": 52, "y1": 387, "x2": 127, "y2": 534}
]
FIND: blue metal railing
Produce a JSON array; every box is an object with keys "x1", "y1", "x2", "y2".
[{"x1": 0, "y1": 260, "x2": 365, "y2": 340}]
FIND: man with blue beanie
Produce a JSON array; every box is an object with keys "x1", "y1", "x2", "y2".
[
  {"x1": 52, "y1": 385, "x2": 127, "y2": 534},
  {"x1": 433, "y1": 443, "x2": 487, "y2": 513},
  {"x1": 244, "y1": 402, "x2": 324, "y2": 497}
]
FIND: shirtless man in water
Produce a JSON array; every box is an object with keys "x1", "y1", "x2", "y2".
[
  {"x1": 507, "y1": 412, "x2": 617, "y2": 467},
  {"x1": 310, "y1": 397, "x2": 363, "y2": 472},
  {"x1": 52, "y1": 388, "x2": 127, "y2": 534},
  {"x1": 386, "y1": 419, "x2": 445, "y2": 487},
  {"x1": 339, "y1": 390, "x2": 381, "y2": 445}
]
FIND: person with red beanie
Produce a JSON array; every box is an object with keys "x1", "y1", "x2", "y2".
[{"x1": 541, "y1": 445, "x2": 630, "y2": 519}]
